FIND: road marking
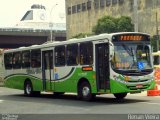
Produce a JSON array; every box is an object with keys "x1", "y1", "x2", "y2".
[
  {"x1": 0, "y1": 100, "x2": 4, "y2": 103},
  {"x1": 140, "y1": 102, "x2": 160, "y2": 105}
]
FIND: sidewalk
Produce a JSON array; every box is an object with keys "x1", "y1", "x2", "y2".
[{"x1": 129, "y1": 91, "x2": 147, "y2": 97}]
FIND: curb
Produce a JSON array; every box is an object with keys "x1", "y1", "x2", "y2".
[{"x1": 129, "y1": 91, "x2": 147, "y2": 97}]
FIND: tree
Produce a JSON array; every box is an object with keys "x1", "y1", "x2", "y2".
[
  {"x1": 92, "y1": 16, "x2": 116, "y2": 34},
  {"x1": 151, "y1": 36, "x2": 160, "y2": 52},
  {"x1": 92, "y1": 16, "x2": 134, "y2": 35},
  {"x1": 117, "y1": 16, "x2": 134, "y2": 32}
]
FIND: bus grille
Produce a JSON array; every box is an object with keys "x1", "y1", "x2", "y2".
[{"x1": 127, "y1": 79, "x2": 149, "y2": 83}]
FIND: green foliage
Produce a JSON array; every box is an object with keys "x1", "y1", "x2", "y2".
[
  {"x1": 92, "y1": 16, "x2": 134, "y2": 34},
  {"x1": 151, "y1": 37, "x2": 160, "y2": 52},
  {"x1": 92, "y1": 16, "x2": 116, "y2": 35},
  {"x1": 117, "y1": 16, "x2": 134, "y2": 32}
]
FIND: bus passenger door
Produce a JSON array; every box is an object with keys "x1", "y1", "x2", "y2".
[
  {"x1": 42, "y1": 50, "x2": 53, "y2": 91},
  {"x1": 96, "y1": 43, "x2": 110, "y2": 91}
]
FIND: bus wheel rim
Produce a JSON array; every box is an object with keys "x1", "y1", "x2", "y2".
[
  {"x1": 82, "y1": 86, "x2": 90, "y2": 97},
  {"x1": 26, "y1": 84, "x2": 31, "y2": 94}
]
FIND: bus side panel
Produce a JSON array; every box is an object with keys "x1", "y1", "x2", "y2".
[
  {"x1": 5, "y1": 75, "x2": 25, "y2": 90},
  {"x1": 4, "y1": 74, "x2": 43, "y2": 91},
  {"x1": 53, "y1": 67, "x2": 97, "y2": 93},
  {"x1": 30, "y1": 76, "x2": 43, "y2": 91},
  {"x1": 4, "y1": 67, "x2": 97, "y2": 93}
]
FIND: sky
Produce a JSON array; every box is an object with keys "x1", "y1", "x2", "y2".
[{"x1": 0, "y1": 0, "x2": 66, "y2": 27}]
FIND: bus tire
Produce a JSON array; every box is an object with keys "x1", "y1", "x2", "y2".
[
  {"x1": 113, "y1": 93, "x2": 127, "y2": 99},
  {"x1": 78, "y1": 81, "x2": 94, "y2": 101},
  {"x1": 24, "y1": 81, "x2": 34, "y2": 96}
]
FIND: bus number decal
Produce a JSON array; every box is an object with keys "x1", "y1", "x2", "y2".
[{"x1": 54, "y1": 73, "x2": 59, "y2": 80}]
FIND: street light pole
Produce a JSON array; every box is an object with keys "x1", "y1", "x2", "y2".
[
  {"x1": 49, "y1": 4, "x2": 58, "y2": 42},
  {"x1": 134, "y1": 0, "x2": 138, "y2": 32},
  {"x1": 155, "y1": 0, "x2": 159, "y2": 51}
]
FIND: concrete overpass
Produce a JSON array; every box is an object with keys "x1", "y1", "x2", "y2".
[{"x1": 0, "y1": 28, "x2": 66, "y2": 48}]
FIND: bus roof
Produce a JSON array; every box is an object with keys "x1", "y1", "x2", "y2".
[{"x1": 3, "y1": 32, "x2": 150, "y2": 53}]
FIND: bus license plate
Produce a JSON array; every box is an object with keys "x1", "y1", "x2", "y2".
[{"x1": 136, "y1": 84, "x2": 143, "y2": 88}]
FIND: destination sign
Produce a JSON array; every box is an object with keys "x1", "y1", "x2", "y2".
[
  {"x1": 112, "y1": 34, "x2": 150, "y2": 42},
  {"x1": 120, "y1": 35, "x2": 143, "y2": 41}
]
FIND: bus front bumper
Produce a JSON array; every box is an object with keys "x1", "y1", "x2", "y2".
[{"x1": 110, "y1": 79, "x2": 155, "y2": 94}]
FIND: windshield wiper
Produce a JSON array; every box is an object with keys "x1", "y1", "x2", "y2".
[
  {"x1": 122, "y1": 44, "x2": 133, "y2": 56},
  {"x1": 129, "y1": 47, "x2": 137, "y2": 69},
  {"x1": 121, "y1": 44, "x2": 137, "y2": 69}
]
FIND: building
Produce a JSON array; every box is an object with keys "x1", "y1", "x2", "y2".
[
  {"x1": 16, "y1": 4, "x2": 66, "y2": 31},
  {"x1": 65, "y1": 0, "x2": 160, "y2": 39},
  {"x1": 0, "y1": 4, "x2": 66, "y2": 49},
  {"x1": 0, "y1": 28, "x2": 66, "y2": 48}
]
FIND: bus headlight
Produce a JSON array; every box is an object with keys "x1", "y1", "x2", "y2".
[{"x1": 124, "y1": 76, "x2": 130, "y2": 82}]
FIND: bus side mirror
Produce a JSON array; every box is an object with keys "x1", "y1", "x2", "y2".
[{"x1": 109, "y1": 42, "x2": 114, "y2": 61}]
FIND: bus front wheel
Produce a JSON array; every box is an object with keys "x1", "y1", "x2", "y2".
[
  {"x1": 113, "y1": 93, "x2": 127, "y2": 99},
  {"x1": 78, "y1": 81, "x2": 95, "y2": 101}
]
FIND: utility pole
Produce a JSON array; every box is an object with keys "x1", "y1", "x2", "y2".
[
  {"x1": 134, "y1": 0, "x2": 138, "y2": 32},
  {"x1": 156, "y1": 11, "x2": 159, "y2": 51},
  {"x1": 155, "y1": 0, "x2": 159, "y2": 51}
]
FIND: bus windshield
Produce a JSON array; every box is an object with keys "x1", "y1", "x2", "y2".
[{"x1": 112, "y1": 44, "x2": 153, "y2": 72}]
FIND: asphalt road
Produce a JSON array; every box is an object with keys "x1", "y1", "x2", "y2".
[{"x1": 0, "y1": 87, "x2": 160, "y2": 120}]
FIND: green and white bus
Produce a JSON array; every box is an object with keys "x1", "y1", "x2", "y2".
[{"x1": 3, "y1": 32, "x2": 155, "y2": 101}]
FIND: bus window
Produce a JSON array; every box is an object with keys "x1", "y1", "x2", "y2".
[
  {"x1": 31, "y1": 49, "x2": 41, "y2": 68},
  {"x1": 55, "y1": 46, "x2": 65, "y2": 66},
  {"x1": 4, "y1": 53, "x2": 13, "y2": 69},
  {"x1": 22, "y1": 51, "x2": 30, "y2": 68},
  {"x1": 66, "y1": 44, "x2": 78, "y2": 66},
  {"x1": 136, "y1": 45, "x2": 152, "y2": 69},
  {"x1": 12, "y1": 52, "x2": 21, "y2": 69},
  {"x1": 80, "y1": 42, "x2": 93, "y2": 65}
]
